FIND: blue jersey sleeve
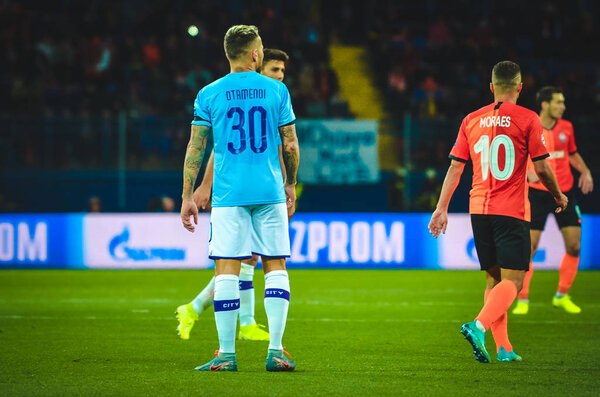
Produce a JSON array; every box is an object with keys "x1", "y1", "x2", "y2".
[
  {"x1": 278, "y1": 85, "x2": 296, "y2": 127},
  {"x1": 191, "y1": 88, "x2": 212, "y2": 127}
]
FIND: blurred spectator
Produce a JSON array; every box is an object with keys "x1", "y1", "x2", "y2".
[
  {"x1": 415, "y1": 76, "x2": 442, "y2": 119},
  {"x1": 142, "y1": 37, "x2": 161, "y2": 66},
  {"x1": 161, "y1": 195, "x2": 175, "y2": 212},
  {"x1": 388, "y1": 167, "x2": 407, "y2": 211},
  {"x1": 0, "y1": 194, "x2": 18, "y2": 212},
  {"x1": 415, "y1": 169, "x2": 441, "y2": 211},
  {"x1": 1, "y1": 1, "x2": 351, "y2": 172},
  {"x1": 2, "y1": 2, "x2": 343, "y2": 121},
  {"x1": 88, "y1": 196, "x2": 102, "y2": 212},
  {"x1": 146, "y1": 196, "x2": 161, "y2": 212},
  {"x1": 146, "y1": 195, "x2": 175, "y2": 212},
  {"x1": 1, "y1": 0, "x2": 599, "y2": 177},
  {"x1": 428, "y1": 17, "x2": 450, "y2": 47}
]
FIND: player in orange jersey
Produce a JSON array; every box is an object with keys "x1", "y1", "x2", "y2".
[
  {"x1": 513, "y1": 87, "x2": 594, "y2": 315},
  {"x1": 429, "y1": 61, "x2": 568, "y2": 363}
]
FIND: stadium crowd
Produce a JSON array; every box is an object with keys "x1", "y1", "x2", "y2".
[
  {"x1": 1, "y1": 1, "x2": 346, "y2": 120},
  {"x1": 1, "y1": 0, "x2": 599, "y2": 212},
  {"x1": 353, "y1": 1, "x2": 600, "y2": 120},
  {"x1": 358, "y1": 0, "x2": 600, "y2": 171}
]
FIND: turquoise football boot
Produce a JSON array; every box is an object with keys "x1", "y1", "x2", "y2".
[
  {"x1": 460, "y1": 321, "x2": 491, "y2": 363},
  {"x1": 266, "y1": 348, "x2": 295, "y2": 372},
  {"x1": 195, "y1": 351, "x2": 237, "y2": 372},
  {"x1": 497, "y1": 347, "x2": 522, "y2": 362}
]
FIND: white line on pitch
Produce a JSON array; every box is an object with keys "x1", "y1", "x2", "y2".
[{"x1": 0, "y1": 315, "x2": 598, "y2": 326}]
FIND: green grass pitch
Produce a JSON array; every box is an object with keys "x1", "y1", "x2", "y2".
[{"x1": 0, "y1": 270, "x2": 599, "y2": 396}]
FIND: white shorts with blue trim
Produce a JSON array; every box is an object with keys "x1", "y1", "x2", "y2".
[{"x1": 208, "y1": 203, "x2": 290, "y2": 259}]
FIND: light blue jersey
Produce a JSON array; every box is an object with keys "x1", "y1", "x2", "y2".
[{"x1": 191, "y1": 72, "x2": 295, "y2": 207}]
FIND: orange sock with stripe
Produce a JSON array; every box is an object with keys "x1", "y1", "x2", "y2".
[
  {"x1": 475, "y1": 280, "x2": 517, "y2": 330},
  {"x1": 518, "y1": 262, "x2": 533, "y2": 301},
  {"x1": 485, "y1": 289, "x2": 512, "y2": 353},
  {"x1": 557, "y1": 253, "x2": 579, "y2": 295}
]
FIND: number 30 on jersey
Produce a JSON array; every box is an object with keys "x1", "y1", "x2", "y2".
[
  {"x1": 227, "y1": 106, "x2": 267, "y2": 155},
  {"x1": 473, "y1": 134, "x2": 515, "y2": 181}
]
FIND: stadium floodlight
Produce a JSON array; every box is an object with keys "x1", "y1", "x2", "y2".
[{"x1": 187, "y1": 25, "x2": 199, "y2": 37}]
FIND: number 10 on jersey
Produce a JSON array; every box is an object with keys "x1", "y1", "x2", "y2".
[{"x1": 473, "y1": 134, "x2": 515, "y2": 181}]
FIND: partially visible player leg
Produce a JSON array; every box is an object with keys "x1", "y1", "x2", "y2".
[
  {"x1": 196, "y1": 206, "x2": 252, "y2": 371},
  {"x1": 553, "y1": 226, "x2": 582, "y2": 313},
  {"x1": 263, "y1": 257, "x2": 294, "y2": 371},
  {"x1": 251, "y1": 203, "x2": 294, "y2": 371},
  {"x1": 463, "y1": 215, "x2": 526, "y2": 363},
  {"x1": 475, "y1": 214, "x2": 529, "y2": 360},
  {"x1": 213, "y1": 261, "x2": 242, "y2": 354},
  {"x1": 176, "y1": 276, "x2": 215, "y2": 340},
  {"x1": 191, "y1": 276, "x2": 216, "y2": 314},
  {"x1": 516, "y1": 189, "x2": 553, "y2": 315},
  {"x1": 462, "y1": 269, "x2": 519, "y2": 364},
  {"x1": 239, "y1": 259, "x2": 257, "y2": 327},
  {"x1": 471, "y1": 270, "x2": 521, "y2": 349},
  {"x1": 484, "y1": 269, "x2": 514, "y2": 355},
  {"x1": 513, "y1": 262, "x2": 533, "y2": 314},
  {"x1": 195, "y1": 260, "x2": 241, "y2": 371},
  {"x1": 461, "y1": 215, "x2": 496, "y2": 363},
  {"x1": 513, "y1": 229, "x2": 541, "y2": 315},
  {"x1": 484, "y1": 270, "x2": 522, "y2": 362},
  {"x1": 238, "y1": 255, "x2": 270, "y2": 341},
  {"x1": 479, "y1": 273, "x2": 520, "y2": 327}
]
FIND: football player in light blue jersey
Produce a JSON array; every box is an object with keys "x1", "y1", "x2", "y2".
[
  {"x1": 180, "y1": 26, "x2": 299, "y2": 372},
  {"x1": 176, "y1": 49, "x2": 292, "y2": 343}
]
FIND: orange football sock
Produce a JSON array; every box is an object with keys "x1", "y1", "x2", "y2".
[
  {"x1": 518, "y1": 262, "x2": 533, "y2": 300},
  {"x1": 557, "y1": 253, "x2": 579, "y2": 294},
  {"x1": 476, "y1": 280, "x2": 517, "y2": 330},
  {"x1": 484, "y1": 289, "x2": 512, "y2": 353}
]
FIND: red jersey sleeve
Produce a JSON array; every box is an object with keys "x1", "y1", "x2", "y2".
[
  {"x1": 567, "y1": 122, "x2": 577, "y2": 154},
  {"x1": 528, "y1": 115, "x2": 550, "y2": 161},
  {"x1": 449, "y1": 117, "x2": 469, "y2": 163}
]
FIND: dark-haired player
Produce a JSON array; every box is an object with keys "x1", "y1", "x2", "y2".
[
  {"x1": 260, "y1": 48, "x2": 289, "y2": 82},
  {"x1": 429, "y1": 61, "x2": 567, "y2": 363},
  {"x1": 513, "y1": 87, "x2": 593, "y2": 315},
  {"x1": 176, "y1": 49, "x2": 293, "y2": 343}
]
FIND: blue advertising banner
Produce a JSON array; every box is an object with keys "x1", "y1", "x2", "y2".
[
  {"x1": 0, "y1": 214, "x2": 83, "y2": 268},
  {"x1": 0, "y1": 213, "x2": 599, "y2": 269},
  {"x1": 287, "y1": 213, "x2": 437, "y2": 269}
]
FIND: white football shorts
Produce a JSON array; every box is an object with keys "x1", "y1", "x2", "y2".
[{"x1": 208, "y1": 203, "x2": 290, "y2": 259}]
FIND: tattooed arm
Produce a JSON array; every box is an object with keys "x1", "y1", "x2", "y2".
[
  {"x1": 279, "y1": 123, "x2": 300, "y2": 217},
  {"x1": 181, "y1": 124, "x2": 211, "y2": 232},
  {"x1": 193, "y1": 150, "x2": 214, "y2": 210},
  {"x1": 279, "y1": 124, "x2": 299, "y2": 185}
]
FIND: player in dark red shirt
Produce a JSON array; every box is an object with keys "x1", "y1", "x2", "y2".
[
  {"x1": 513, "y1": 87, "x2": 594, "y2": 315},
  {"x1": 429, "y1": 61, "x2": 568, "y2": 363}
]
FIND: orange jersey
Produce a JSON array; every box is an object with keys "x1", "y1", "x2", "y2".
[
  {"x1": 528, "y1": 119, "x2": 577, "y2": 192},
  {"x1": 450, "y1": 101, "x2": 549, "y2": 221}
]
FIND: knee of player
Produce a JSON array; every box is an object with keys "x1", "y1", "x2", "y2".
[
  {"x1": 485, "y1": 279, "x2": 498, "y2": 289},
  {"x1": 244, "y1": 256, "x2": 259, "y2": 267},
  {"x1": 566, "y1": 242, "x2": 580, "y2": 257},
  {"x1": 503, "y1": 276, "x2": 524, "y2": 293},
  {"x1": 513, "y1": 279, "x2": 524, "y2": 293},
  {"x1": 485, "y1": 274, "x2": 501, "y2": 289}
]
